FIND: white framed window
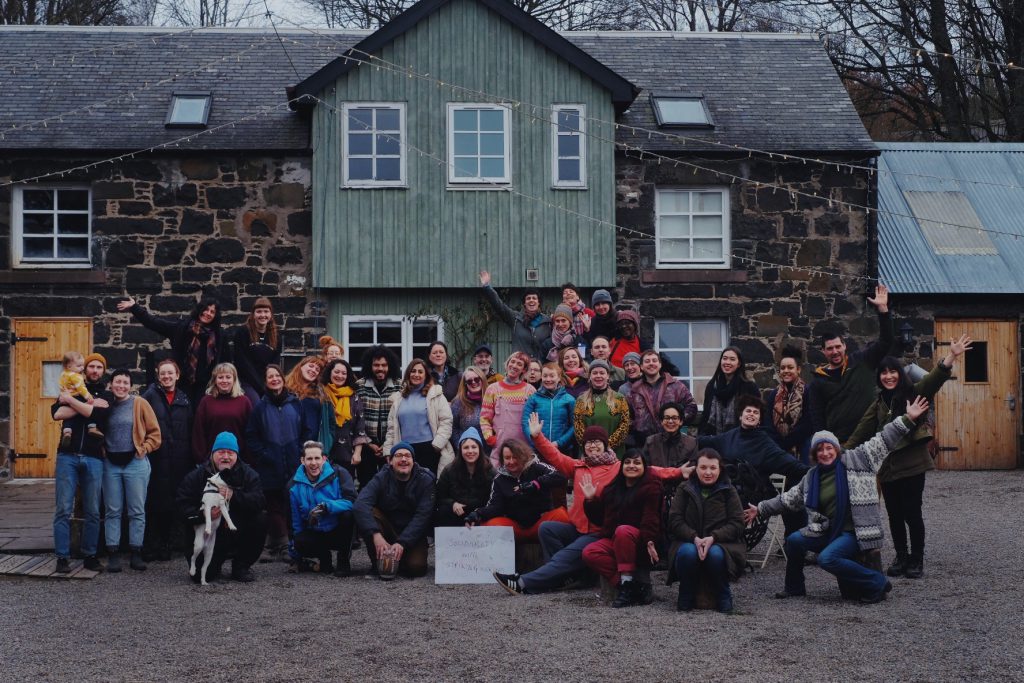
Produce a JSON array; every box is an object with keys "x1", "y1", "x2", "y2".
[
  {"x1": 655, "y1": 320, "x2": 729, "y2": 403},
  {"x1": 342, "y1": 103, "x2": 406, "y2": 187},
  {"x1": 552, "y1": 104, "x2": 585, "y2": 188},
  {"x1": 447, "y1": 103, "x2": 511, "y2": 185},
  {"x1": 11, "y1": 185, "x2": 92, "y2": 268},
  {"x1": 342, "y1": 315, "x2": 444, "y2": 372},
  {"x1": 655, "y1": 187, "x2": 730, "y2": 269}
]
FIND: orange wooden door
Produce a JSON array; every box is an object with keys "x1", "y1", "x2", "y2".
[
  {"x1": 12, "y1": 318, "x2": 93, "y2": 478},
  {"x1": 934, "y1": 320, "x2": 1020, "y2": 470}
]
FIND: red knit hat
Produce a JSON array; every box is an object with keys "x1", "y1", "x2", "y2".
[{"x1": 581, "y1": 425, "x2": 609, "y2": 448}]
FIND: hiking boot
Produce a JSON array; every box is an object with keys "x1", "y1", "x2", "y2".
[
  {"x1": 56, "y1": 558, "x2": 72, "y2": 574},
  {"x1": 83, "y1": 556, "x2": 102, "y2": 572},
  {"x1": 860, "y1": 587, "x2": 888, "y2": 604},
  {"x1": 612, "y1": 580, "x2": 638, "y2": 608},
  {"x1": 774, "y1": 589, "x2": 805, "y2": 599},
  {"x1": 634, "y1": 582, "x2": 654, "y2": 606},
  {"x1": 887, "y1": 554, "x2": 909, "y2": 577},
  {"x1": 129, "y1": 547, "x2": 147, "y2": 571},
  {"x1": 493, "y1": 571, "x2": 523, "y2": 595},
  {"x1": 106, "y1": 548, "x2": 122, "y2": 573},
  {"x1": 904, "y1": 556, "x2": 924, "y2": 579},
  {"x1": 231, "y1": 565, "x2": 256, "y2": 583}
]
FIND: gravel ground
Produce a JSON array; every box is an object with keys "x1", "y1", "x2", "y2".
[{"x1": 2, "y1": 470, "x2": 1023, "y2": 683}]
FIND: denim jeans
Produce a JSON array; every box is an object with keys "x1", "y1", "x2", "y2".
[
  {"x1": 53, "y1": 454, "x2": 104, "y2": 558},
  {"x1": 674, "y1": 543, "x2": 730, "y2": 601},
  {"x1": 519, "y1": 521, "x2": 599, "y2": 593},
  {"x1": 103, "y1": 456, "x2": 151, "y2": 548},
  {"x1": 784, "y1": 530, "x2": 887, "y2": 596}
]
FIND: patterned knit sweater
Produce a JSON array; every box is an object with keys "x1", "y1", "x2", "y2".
[
  {"x1": 758, "y1": 415, "x2": 914, "y2": 550},
  {"x1": 479, "y1": 379, "x2": 536, "y2": 465}
]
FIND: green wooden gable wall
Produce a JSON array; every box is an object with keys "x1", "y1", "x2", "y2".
[{"x1": 311, "y1": 0, "x2": 617, "y2": 290}]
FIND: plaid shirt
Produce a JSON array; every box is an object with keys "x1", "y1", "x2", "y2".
[{"x1": 356, "y1": 378, "x2": 401, "y2": 446}]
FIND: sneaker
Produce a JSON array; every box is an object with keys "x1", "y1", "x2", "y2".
[
  {"x1": 83, "y1": 556, "x2": 102, "y2": 572},
  {"x1": 904, "y1": 557, "x2": 924, "y2": 579},
  {"x1": 231, "y1": 565, "x2": 256, "y2": 583},
  {"x1": 55, "y1": 558, "x2": 72, "y2": 574},
  {"x1": 493, "y1": 571, "x2": 523, "y2": 595},
  {"x1": 887, "y1": 555, "x2": 909, "y2": 577}
]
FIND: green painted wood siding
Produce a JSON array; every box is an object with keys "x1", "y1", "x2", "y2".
[{"x1": 312, "y1": 0, "x2": 616, "y2": 290}]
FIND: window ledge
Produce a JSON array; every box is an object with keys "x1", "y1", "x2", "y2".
[
  {"x1": 641, "y1": 269, "x2": 747, "y2": 284},
  {"x1": 0, "y1": 269, "x2": 108, "y2": 285}
]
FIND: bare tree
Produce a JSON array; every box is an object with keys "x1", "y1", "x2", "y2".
[
  {"x1": 783, "y1": 0, "x2": 1024, "y2": 141},
  {"x1": 1, "y1": 0, "x2": 139, "y2": 24},
  {"x1": 630, "y1": 0, "x2": 783, "y2": 31}
]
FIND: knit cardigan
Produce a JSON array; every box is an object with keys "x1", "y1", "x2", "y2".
[
  {"x1": 382, "y1": 384, "x2": 455, "y2": 472},
  {"x1": 757, "y1": 415, "x2": 914, "y2": 551},
  {"x1": 573, "y1": 388, "x2": 631, "y2": 455}
]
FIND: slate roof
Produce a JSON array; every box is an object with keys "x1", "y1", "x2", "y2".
[
  {"x1": 0, "y1": 25, "x2": 871, "y2": 154},
  {"x1": 877, "y1": 143, "x2": 1024, "y2": 295}
]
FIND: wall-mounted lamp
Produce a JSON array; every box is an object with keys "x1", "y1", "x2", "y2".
[{"x1": 900, "y1": 321, "x2": 915, "y2": 351}]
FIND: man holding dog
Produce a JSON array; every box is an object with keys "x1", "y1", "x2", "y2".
[
  {"x1": 289, "y1": 441, "x2": 357, "y2": 576},
  {"x1": 176, "y1": 432, "x2": 266, "y2": 582},
  {"x1": 354, "y1": 441, "x2": 435, "y2": 579}
]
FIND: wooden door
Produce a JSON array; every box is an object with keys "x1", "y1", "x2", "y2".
[
  {"x1": 934, "y1": 320, "x2": 1020, "y2": 470},
  {"x1": 12, "y1": 318, "x2": 93, "y2": 478}
]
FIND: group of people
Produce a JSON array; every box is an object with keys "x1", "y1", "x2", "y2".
[{"x1": 49, "y1": 280, "x2": 970, "y2": 612}]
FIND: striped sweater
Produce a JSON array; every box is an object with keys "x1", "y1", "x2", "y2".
[{"x1": 479, "y1": 379, "x2": 536, "y2": 467}]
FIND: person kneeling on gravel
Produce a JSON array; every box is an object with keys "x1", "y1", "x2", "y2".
[
  {"x1": 176, "y1": 432, "x2": 266, "y2": 583},
  {"x1": 744, "y1": 397, "x2": 929, "y2": 604},
  {"x1": 353, "y1": 442, "x2": 435, "y2": 579},
  {"x1": 288, "y1": 441, "x2": 357, "y2": 576}
]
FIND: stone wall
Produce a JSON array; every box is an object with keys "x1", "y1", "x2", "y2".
[
  {"x1": 0, "y1": 154, "x2": 318, "y2": 474},
  {"x1": 613, "y1": 153, "x2": 880, "y2": 387}
]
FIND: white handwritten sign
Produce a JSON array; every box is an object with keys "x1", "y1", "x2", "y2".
[{"x1": 434, "y1": 526, "x2": 516, "y2": 584}]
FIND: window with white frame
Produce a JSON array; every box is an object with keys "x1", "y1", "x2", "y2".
[
  {"x1": 342, "y1": 315, "x2": 443, "y2": 372},
  {"x1": 655, "y1": 320, "x2": 728, "y2": 404},
  {"x1": 448, "y1": 103, "x2": 511, "y2": 185},
  {"x1": 342, "y1": 103, "x2": 406, "y2": 187},
  {"x1": 552, "y1": 105, "x2": 585, "y2": 188},
  {"x1": 12, "y1": 186, "x2": 91, "y2": 267},
  {"x1": 655, "y1": 188, "x2": 730, "y2": 268}
]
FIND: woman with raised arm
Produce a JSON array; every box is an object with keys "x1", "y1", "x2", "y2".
[
  {"x1": 667, "y1": 448, "x2": 746, "y2": 613},
  {"x1": 746, "y1": 396, "x2": 931, "y2": 604},
  {"x1": 117, "y1": 295, "x2": 227, "y2": 406},
  {"x1": 844, "y1": 334, "x2": 971, "y2": 579},
  {"x1": 699, "y1": 346, "x2": 760, "y2": 436},
  {"x1": 231, "y1": 297, "x2": 282, "y2": 406}
]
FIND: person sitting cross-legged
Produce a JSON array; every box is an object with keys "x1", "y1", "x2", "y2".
[
  {"x1": 354, "y1": 441, "x2": 435, "y2": 579},
  {"x1": 288, "y1": 441, "x2": 357, "y2": 576},
  {"x1": 744, "y1": 396, "x2": 930, "y2": 604}
]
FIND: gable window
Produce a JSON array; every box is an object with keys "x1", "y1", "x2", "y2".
[
  {"x1": 448, "y1": 103, "x2": 511, "y2": 185},
  {"x1": 166, "y1": 93, "x2": 211, "y2": 127},
  {"x1": 655, "y1": 319, "x2": 728, "y2": 403},
  {"x1": 342, "y1": 315, "x2": 443, "y2": 372},
  {"x1": 656, "y1": 188, "x2": 730, "y2": 269},
  {"x1": 651, "y1": 94, "x2": 711, "y2": 127},
  {"x1": 12, "y1": 186, "x2": 91, "y2": 268},
  {"x1": 342, "y1": 103, "x2": 406, "y2": 187},
  {"x1": 552, "y1": 105, "x2": 586, "y2": 188}
]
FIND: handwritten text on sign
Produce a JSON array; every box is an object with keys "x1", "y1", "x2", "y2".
[{"x1": 434, "y1": 526, "x2": 515, "y2": 584}]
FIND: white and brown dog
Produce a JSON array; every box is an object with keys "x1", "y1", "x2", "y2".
[{"x1": 189, "y1": 472, "x2": 238, "y2": 585}]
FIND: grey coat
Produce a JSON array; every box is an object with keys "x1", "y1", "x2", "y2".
[{"x1": 482, "y1": 285, "x2": 553, "y2": 358}]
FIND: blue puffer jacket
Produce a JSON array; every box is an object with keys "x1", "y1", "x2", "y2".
[
  {"x1": 521, "y1": 386, "x2": 576, "y2": 450},
  {"x1": 246, "y1": 392, "x2": 312, "y2": 491},
  {"x1": 288, "y1": 461, "x2": 356, "y2": 541}
]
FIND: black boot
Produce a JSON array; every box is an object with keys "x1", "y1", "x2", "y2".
[
  {"x1": 676, "y1": 583, "x2": 695, "y2": 612},
  {"x1": 612, "y1": 580, "x2": 638, "y2": 608},
  {"x1": 904, "y1": 555, "x2": 924, "y2": 578},
  {"x1": 887, "y1": 554, "x2": 909, "y2": 577},
  {"x1": 129, "y1": 546, "x2": 147, "y2": 571},
  {"x1": 106, "y1": 547, "x2": 122, "y2": 573}
]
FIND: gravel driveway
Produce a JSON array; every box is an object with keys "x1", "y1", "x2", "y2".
[{"x1": 2, "y1": 470, "x2": 1022, "y2": 682}]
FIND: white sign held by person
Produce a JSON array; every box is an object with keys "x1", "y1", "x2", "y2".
[{"x1": 434, "y1": 526, "x2": 515, "y2": 584}]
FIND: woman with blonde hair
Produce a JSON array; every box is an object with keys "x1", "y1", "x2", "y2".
[
  {"x1": 450, "y1": 366, "x2": 489, "y2": 455},
  {"x1": 192, "y1": 362, "x2": 252, "y2": 464},
  {"x1": 383, "y1": 358, "x2": 455, "y2": 475}
]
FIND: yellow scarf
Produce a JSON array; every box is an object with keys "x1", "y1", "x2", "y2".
[{"x1": 324, "y1": 383, "x2": 354, "y2": 426}]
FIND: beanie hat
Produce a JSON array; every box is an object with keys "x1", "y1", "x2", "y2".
[
  {"x1": 591, "y1": 289, "x2": 613, "y2": 307},
  {"x1": 552, "y1": 304, "x2": 573, "y2": 322},
  {"x1": 589, "y1": 359, "x2": 611, "y2": 373},
  {"x1": 622, "y1": 352, "x2": 642, "y2": 366},
  {"x1": 581, "y1": 425, "x2": 609, "y2": 448},
  {"x1": 390, "y1": 441, "x2": 415, "y2": 457},
  {"x1": 809, "y1": 430, "x2": 841, "y2": 457},
  {"x1": 83, "y1": 352, "x2": 107, "y2": 370},
  {"x1": 616, "y1": 309, "x2": 640, "y2": 327},
  {"x1": 473, "y1": 343, "x2": 493, "y2": 356},
  {"x1": 458, "y1": 427, "x2": 483, "y2": 450},
  {"x1": 211, "y1": 431, "x2": 239, "y2": 455}
]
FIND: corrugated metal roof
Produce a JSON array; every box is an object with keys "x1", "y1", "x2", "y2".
[{"x1": 877, "y1": 143, "x2": 1024, "y2": 294}]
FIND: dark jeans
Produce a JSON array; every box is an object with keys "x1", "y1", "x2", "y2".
[
  {"x1": 519, "y1": 521, "x2": 600, "y2": 593},
  {"x1": 674, "y1": 543, "x2": 730, "y2": 602},
  {"x1": 264, "y1": 489, "x2": 290, "y2": 546},
  {"x1": 360, "y1": 508, "x2": 429, "y2": 577},
  {"x1": 294, "y1": 512, "x2": 354, "y2": 564},
  {"x1": 880, "y1": 473, "x2": 926, "y2": 558},
  {"x1": 144, "y1": 454, "x2": 192, "y2": 552},
  {"x1": 784, "y1": 530, "x2": 887, "y2": 597},
  {"x1": 410, "y1": 441, "x2": 440, "y2": 476},
  {"x1": 355, "y1": 449, "x2": 384, "y2": 491},
  {"x1": 186, "y1": 510, "x2": 267, "y2": 573}
]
